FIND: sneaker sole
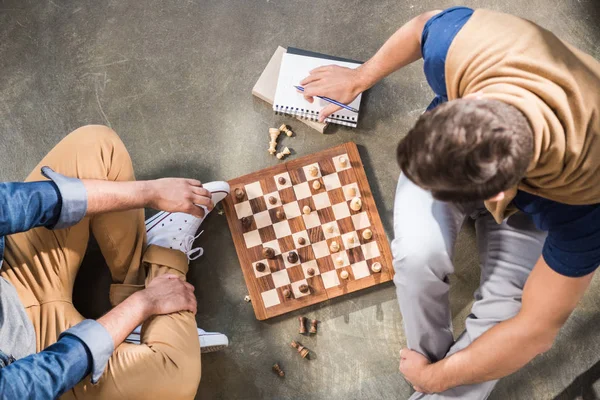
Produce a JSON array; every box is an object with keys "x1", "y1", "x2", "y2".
[{"x1": 125, "y1": 332, "x2": 229, "y2": 353}]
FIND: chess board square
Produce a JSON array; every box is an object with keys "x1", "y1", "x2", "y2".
[
  {"x1": 268, "y1": 256, "x2": 286, "y2": 272},
  {"x1": 333, "y1": 154, "x2": 351, "y2": 171},
  {"x1": 253, "y1": 260, "x2": 271, "y2": 278},
  {"x1": 337, "y1": 217, "x2": 355, "y2": 234},
  {"x1": 234, "y1": 201, "x2": 253, "y2": 219},
  {"x1": 301, "y1": 260, "x2": 320, "y2": 278},
  {"x1": 313, "y1": 192, "x2": 331, "y2": 210},
  {"x1": 272, "y1": 269, "x2": 291, "y2": 288},
  {"x1": 312, "y1": 240, "x2": 330, "y2": 259},
  {"x1": 273, "y1": 220, "x2": 292, "y2": 238},
  {"x1": 309, "y1": 178, "x2": 324, "y2": 195},
  {"x1": 254, "y1": 210, "x2": 272, "y2": 229},
  {"x1": 264, "y1": 192, "x2": 281, "y2": 210},
  {"x1": 250, "y1": 197, "x2": 267, "y2": 214},
  {"x1": 351, "y1": 261, "x2": 370, "y2": 279},
  {"x1": 331, "y1": 250, "x2": 350, "y2": 269},
  {"x1": 321, "y1": 221, "x2": 340, "y2": 239},
  {"x1": 278, "y1": 235, "x2": 296, "y2": 253},
  {"x1": 274, "y1": 172, "x2": 292, "y2": 190},
  {"x1": 321, "y1": 270, "x2": 340, "y2": 289},
  {"x1": 258, "y1": 225, "x2": 276, "y2": 242},
  {"x1": 291, "y1": 279, "x2": 310, "y2": 298},
  {"x1": 282, "y1": 250, "x2": 301, "y2": 268},
  {"x1": 302, "y1": 163, "x2": 322, "y2": 181},
  {"x1": 245, "y1": 181, "x2": 263, "y2": 200},
  {"x1": 332, "y1": 202, "x2": 351, "y2": 220},
  {"x1": 337, "y1": 169, "x2": 355, "y2": 186},
  {"x1": 347, "y1": 247, "x2": 365, "y2": 264},
  {"x1": 292, "y1": 231, "x2": 310, "y2": 248},
  {"x1": 322, "y1": 173, "x2": 342, "y2": 191},
  {"x1": 361, "y1": 241, "x2": 381, "y2": 260},
  {"x1": 283, "y1": 202, "x2": 301, "y2": 219},
  {"x1": 327, "y1": 187, "x2": 346, "y2": 205},
  {"x1": 302, "y1": 211, "x2": 321, "y2": 229},
  {"x1": 343, "y1": 183, "x2": 361, "y2": 201},
  {"x1": 262, "y1": 239, "x2": 281, "y2": 255},
  {"x1": 307, "y1": 226, "x2": 325, "y2": 243},
  {"x1": 279, "y1": 187, "x2": 296, "y2": 204},
  {"x1": 243, "y1": 230, "x2": 261, "y2": 248},
  {"x1": 261, "y1": 289, "x2": 280, "y2": 308},
  {"x1": 297, "y1": 244, "x2": 315, "y2": 261},
  {"x1": 293, "y1": 182, "x2": 311, "y2": 200},
  {"x1": 351, "y1": 212, "x2": 371, "y2": 230},
  {"x1": 316, "y1": 207, "x2": 336, "y2": 224},
  {"x1": 341, "y1": 231, "x2": 361, "y2": 249}
]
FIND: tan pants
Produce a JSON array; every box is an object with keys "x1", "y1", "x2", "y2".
[{"x1": 0, "y1": 126, "x2": 201, "y2": 399}]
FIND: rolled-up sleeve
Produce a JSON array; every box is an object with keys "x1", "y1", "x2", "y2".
[
  {"x1": 59, "y1": 319, "x2": 114, "y2": 383},
  {"x1": 41, "y1": 166, "x2": 87, "y2": 229}
]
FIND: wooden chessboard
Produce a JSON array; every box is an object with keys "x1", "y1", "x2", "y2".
[{"x1": 223, "y1": 142, "x2": 393, "y2": 320}]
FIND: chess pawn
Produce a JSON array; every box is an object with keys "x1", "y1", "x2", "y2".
[
  {"x1": 262, "y1": 247, "x2": 275, "y2": 259},
  {"x1": 291, "y1": 340, "x2": 310, "y2": 358},
  {"x1": 308, "y1": 166, "x2": 318, "y2": 177},
  {"x1": 298, "y1": 284, "x2": 309, "y2": 293},
  {"x1": 276, "y1": 147, "x2": 291, "y2": 160},
  {"x1": 272, "y1": 363, "x2": 285, "y2": 377},
  {"x1": 235, "y1": 188, "x2": 245, "y2": 200},
  {"x1": 312, "y1": 180, "x2": 321, "y2": 190},
  {"x1": 302, "y1": 205, "x2": 312, "y2": 215},
  {"x1": 350, "y1": 197, "x2": 362, "y2": 211},
  {"x1": 329, "y1": 241, "x2": 340, "y2": 253},
  {"x1": 283, "y1": 288, "x2": 292, "y2": 299},
  {"x1": 371, "y1": 262, "x2": 382, "y2": 273},
  {"x1": 362, "y1": 229, "x2": 373, "y2": 240},
  {"x1": 338, "y1": 156, "x2": 348, "y2": 167},
  {"x1": 298, "y1": 316, "x2": 307, "y2": 334},
  {"x1": 340, "y1": 270, "x2": 349, "y2": 280},
  {"x1": 279, "y1": 124, "x2": 293, "y2": 137}
]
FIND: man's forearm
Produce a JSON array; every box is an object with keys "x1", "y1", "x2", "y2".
[
  {"x1": 356, "y1": 10, "x2": 441, "y2": 91},
  {"x1": 83, "y1": 180, "x2": 152, "y2": 215}
]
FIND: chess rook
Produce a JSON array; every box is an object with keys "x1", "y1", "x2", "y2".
[
  {"x1": 298, "y1": 316, "x2": 307, "y2": 334},
  {"x1": 309, "y1": 319, "x2": 318, "y2": 334}
]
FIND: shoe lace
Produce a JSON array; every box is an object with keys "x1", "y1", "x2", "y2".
[{"x1": 180, "y1": 231, "x2": 204, "y2": 260}]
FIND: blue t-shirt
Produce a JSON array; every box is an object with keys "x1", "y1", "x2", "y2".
[{"x1": 421, "y1": 7, "x2": 600, "y2": 277}]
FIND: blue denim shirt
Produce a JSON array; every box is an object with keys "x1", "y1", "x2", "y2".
[{"x1": 0, "y1": 167, "x2": 114, "y2": 399}]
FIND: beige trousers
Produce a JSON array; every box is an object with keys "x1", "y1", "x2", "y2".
[{"x1": 0, "y1": 125, "x2": 201, "y2": 399}]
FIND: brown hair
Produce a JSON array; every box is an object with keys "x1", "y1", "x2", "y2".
[{"x1": 397, "y1": 99, "x2": 533, "y2": 202}]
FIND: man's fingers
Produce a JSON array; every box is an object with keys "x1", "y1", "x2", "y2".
[
  {"x1": 300, "y1": 73, "x2": 321, "y2": 86},
  {"x1": 303, "y1": 95, "x2": 314, "y2": 103},
  {"x1": 187, "y1": 204, "x2": 206, "y2": 218},
  {"x1": 186, "y1": 179, "x2": 202, "y2": 187},
  {"x1": 192, "y1": 187, "x2": 211, "y2": 198},
  {"x1": 309, "y1": 65, "x2": 333, "y2": 75},
  {"x1": 193, "y1": 194, "x2": 213, "y2": 210},
  {"x1": 318, "y1": 104, "x2": 342, "y2": 122},
  {"x1": 184, "y1": 282, "x2": 195, "y2": 292}
]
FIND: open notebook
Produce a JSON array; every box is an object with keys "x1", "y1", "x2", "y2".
[{"x1": 273, "y1": 48, "x2": 363, "y2": 128}]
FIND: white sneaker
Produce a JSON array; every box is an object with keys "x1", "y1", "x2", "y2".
[
  {"x1": 145, "y1": 181, "x2": 230, "y2": 260},
  {"x1": 125, "y1": 326, "x2": 229, "y2": 353}
]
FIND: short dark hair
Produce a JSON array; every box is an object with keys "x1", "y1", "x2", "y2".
[{"x1": 396, "y1": 99, "x2": 533, "y2": 202}]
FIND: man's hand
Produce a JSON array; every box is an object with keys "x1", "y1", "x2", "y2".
[
  {"x1": 300, "y1": 65, "x2": 367, "y2": 121},
  {"x1": 146, "y1": 178, "x2": 213, "y2": 218},
  {"x1": 139, "y1": 274, "x2": 198, "y2": 316},
  {"x1": 400, "y1": 348, "x2": 438, "y2": 394}
]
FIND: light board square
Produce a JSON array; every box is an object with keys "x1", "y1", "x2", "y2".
[
  {"x1": 262, "y1": 239, "x2": 281, "y2": 255},
  {"x1": 321, "y1": 270, "x2": 340, "y2": 289},
  {"x1": 264, "y1": 192, "x2": 281, "y2": 209},
  {"x1": 272, "y1": 269, "x2": 291, "y2": 288},
  {"x1": 245, "y1": 181, "x2": 263, "y2": 200},
  {"x1": 274, "y1": 172, "x2": 292, "y2": 190},
  {"x1": 243, "y1": 230, "x2": 261, "y2": 248},
  {"x1": 351, "y1": 261, "x2": 370, "y2": 279},
  {"x1": 273, "y1": 220, "x2": 292, "y2": 238},
  {"x1": 302, "y1": 163, "x2": 322, "y2": 181},
  {"x1": 331, "y1": 251, "x2": 350, "y2": 269},
  {"x1": 312, "y1": 240, "x2": 330, "y2": 259},
  {"x1": 234, "y1": 201, "x2": 253, "y2": 219},
  {"x1": 351, "y1": 212, "x2": 371, "y2": 230},
  {"x1": 302, "y1": 211, "x2": 321, "y2": 229},
  {"x1": 292, "y1": 231, "x2": 310, "y2": 248},
  {"x1": 332, "y1": 202, "x2": 351, "y2": 220},
  {"x1": 293, "y1": 182, "x2": 311, "y2": 200},
  {"x1": 262, "y1": 289, "x2": 280, "y2": 308},
  {"x1": 282, "y1": 250, "x2": 301, "y2": 268},
  {"x1": 322, "y1": 173, "x2": 342, "y2": 191},
  {"x1": 283, "y1": 202, "x2": 301, "y2": 219},
  {"x1": 341, "y1": 231, "x2": 360, "y2": 249},
  {"x1": 322, "y1": 221, "x2": 340, "y2": 239},
  {"x1": 361, "y1": 241, "x2": 380, "y2": 260},
  {"x1": 313, "y1": 192, "x2": 331, "y2": 210},
  {"x1": 301, "y1": 260, "x2": 320, "y2": 278},
  {"x1": 343, "y1": 183, "x2": 361, "y2": 201},
  {"x1": 333, "y1": 154, "x2": 351, "y2": 171},
  {"x1": 253, "y1": 260, "x2": 271, "y2": 278},
  {"x1": 291, "y1": 279, "x2": 310, "y2": 298},
  {"x1": 254, "y1": 210, "x2": 272, "y2": 229}
]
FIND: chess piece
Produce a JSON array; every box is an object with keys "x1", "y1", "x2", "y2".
[
  {"x1": 298, "y1": 284, "x2": 309, "y2": 293},
  {"x1": 312, "y1": 180, "x2": 321, "y2": 190},
  {"x1": 339, "y1": 156, "x2": 348, "y2": 167},
  {"x1": 268, "y1": 196, "x2": 277, "y2": 205},
  {"x1": 346, "y1": 187, "x2": 357, "y2": 198},
  {"x1": 241, "y1": 216, "x2": 252, "y2": 228},
  {"x1": 309, "y1": 319, "x2": 318, "y2": 334},
  {"x1": 255, "y1": 262, "x2": 266, "y2": 272},
  {"x1": 276, "y1": 147, "x2": 291, "y2": 160},
  {"x1": 340, "y1": 270, "x2": 349, "y2": 280},
  {"x1": 269, "y1": 128, "x2": 281, "y2": 155},
  {"x1": 362, "y1": 229, "x2": 373, "y2": 240},
  {"x1": 308, "y1": 166, "x2": 318, "y2": 177},
  {"x1": 298, "y1": 316, "x2": 307, "y2": 334},
  {"x1": 291, "y1": 341, "x2": 310, "y2": 358},
  {"x1": 279, "y1": 124, "x2": 293, "y2": 137},
  {"x1": 235, "y1": 188, "x2": 245, "y2": 200},
  {"x1": 262, "y1": 247, "x2": 275, "y2": 259},
  {"x1": 335, "y1": 256, "x2": 344, "y2": 266},
  {"x1": 276, "y1": 210, "x2": 285, "y2": 220},
  {"x1": 283, "y1": 288, "x2": 292, "y2": 298},
  {"x1": 329, "y1": 241, "x2": 340, "y2": 253},
  {"x1": 303, "y1": 205, "x2": 311, "y2": 215},
  {"x1": 278, "y1": 176, "x2": 287, "y2": 185},
  {"x1": 371, "y1": 262, "x2": 382, "y2": 273},
  {"x1": 347, "y1": 236, "x2": 355, "y2": 246},
  {"x1": 272, "y1": 363, "x2": 285, "y2": 377},
  {"x1": 350, "y1": 197, "x2": 362, "y2": 211},
  {"x1": 306, "y1": 267, "x2": 315, "y2": 276},
  {"x1": 287, "y1": 251, "x2": 299, "y2": 264},
  {"x1": 244, "y1": 295, "x2": 251, "y2": 302},
  {"x1": 325, "y1": 224, "x2": 334, "y2": 234},
  {"x1": 297, "y1": 237, "x2": 306, "y2": 245}
]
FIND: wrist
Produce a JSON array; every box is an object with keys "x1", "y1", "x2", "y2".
[
  {"x1": 355, "y1": 63, "x2": 379, "y2": 93},
  {"x1": 427, "y1": 360, "x2": 451, "y2": 393},
  {"x1": 140, "y1": 180, "x2": 157, "y2": 209},
  {"x1": 130, "y1": 290, "x2": 156, "y2": 320}
]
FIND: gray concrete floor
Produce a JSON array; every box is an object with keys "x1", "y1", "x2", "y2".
[{"x1": 1, "y1": 1, "x2": 599, "y2": 399}]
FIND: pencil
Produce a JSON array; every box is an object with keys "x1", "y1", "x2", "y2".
[{"x1": 294, "y1": 85, "x2": 359, "y2": 114}]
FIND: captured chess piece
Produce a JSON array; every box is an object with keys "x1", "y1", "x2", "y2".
[
  {"x1": 255, "y1": 262, "x2": 266, "y2": 272},
  {"x1": 309, "y1": 319, "x2": 318, "y2": 334},
  {"x1": 298, "y1": 284, "x2": 309, "y2": 293},
  {"x1": 279, "y1": 124, "x2": 293, "y2": 137},
  {"x1": 263, "y1": 247, "x2": 275, "y2": 259},
  {"x1": 272, "y1": 363, "x2": 285, "y2": 377},
  {"x1": 291, "y1": 340, "x2": 310, "y2": 358},
  {"x1": 283, "y1": 288, "x2": 292, "y2": 299},
  {"x1": 287, "y1": 251, "x2": 299, "y2": 264},
  {"x1": 362, "y1": 229, "x2": 373, "y2": 240},
  {"x1": 276, "y1": 147, "x2": 291, "y2": 160},
  {"x1": 350, "y1": 197, "x2": 362, "y2": 211},
  {"x1": 235, "y1": 188, "x2": 245, "y2": 200},
  {"x1": 268, "y1": 128, "x2": 281, "y2": 155},
  {"x1": 278, "y1": 176, "x2": 287, "y2": 185},
  {"x1": 371, "y1": 262, "x2": 382, "y2": 273},
  {"x1": 298, "y1": 316, "x2": 307, "y2": 334}
]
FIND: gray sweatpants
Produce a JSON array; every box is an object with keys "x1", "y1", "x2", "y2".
[{"x1": 392, "y1": 174, "x2": 547, "y2": 399}]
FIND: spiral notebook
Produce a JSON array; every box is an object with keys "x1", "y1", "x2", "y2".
[{"x1": 273, "y1": 48, "x2": 363, "y2": 128}]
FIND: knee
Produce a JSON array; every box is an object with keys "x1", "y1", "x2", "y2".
[{"x1": 392, "y1": 235, "x2": 450, "y2": 290}]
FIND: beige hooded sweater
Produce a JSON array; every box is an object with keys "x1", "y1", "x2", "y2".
[{"x1": 445, "y1": 9, "x2": 600, "y2": 223}]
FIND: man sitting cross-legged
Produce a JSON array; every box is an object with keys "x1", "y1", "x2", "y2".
[{"x1": 0, "y1": 125, "x2": 229, "y2": 399}]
